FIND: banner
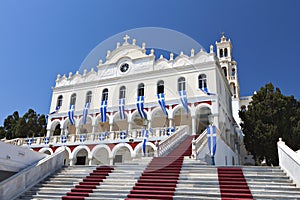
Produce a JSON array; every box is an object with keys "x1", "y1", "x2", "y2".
[
  {"x1": 178, "y1": 90, "x2": 189, "y2": 113},
  {"x1": 119, "y1": 98, "x2": 126, "y2": 120},
  {"x1": 82, "y1": 102, "x2": 90, "y2": 124},
  {"x1": 157, "y1": 93, "x2": 168, "y2": 116},
  {"x1": 100, "y1": 100, "x2": 107, "y2": 123},
  {"x1": 137, "y1": 96, "x2": 147, "y2": 119}
]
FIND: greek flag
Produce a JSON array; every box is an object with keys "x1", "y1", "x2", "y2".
[
  {"x1": 137, "y1": 96, "x2": 147, "y2": 119},
  {"x1": 206, "y1": 125, "x2": 217, "y2": 157},
  {"x1": 142, "y1": 129, "x2": 149, "y2": 156},
  {"x1": 68, "y1": 105, "x2": 75, "y2": 125},
  {"x1": 167, "y1": 127, "x2": 175, "y2": 136},
  {"x1": 26, "y1": 137, "x2": 33, "y2": 146},
  {"x1": 43, "y1": 137, "x2": 49, "y2": 145},
  {"x1": 82, "y1": 102, "x2": 90, "y2": 125},
  {"x1": 120, "y1": 131, "x2": 126, "y2": 140},
  {"x1": 119, "y1": 98, "x2": 126, "y2": 120},
  {"x1": 80, "y1": 135, "x2": 85, "y2": 143},
  {"x1": 200, "y1": 87, "x2": 215, "y2": 95},
  {"x1": 99, "y1": 133, "x2": 105, "y2": 141},
  {"x1": 157, "y1": 93, "x2": 168, "y2": 116},
  {"x1": 100, "y1": 100, "x2": 107, "y2": 123},
  {"x1": 46, "y1": 106, "x2": 60, "y2": 123},
  {"x1": 179, "y1": 90, "x2": 189, "y2": 113},
  {"x1": 61, "y1": 136, "x2": 67, "y2": 143}
]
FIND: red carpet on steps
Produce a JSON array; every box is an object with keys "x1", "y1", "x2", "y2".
[
  {"x1": 62, "y1": 166, "x2": 114, "y2": 200},
  {"x1": 126, "y1": 136, "x2": 194, "y2": 200},
  {"x1": 218, "y1": 167, "x2": 253, "y2": 200}
]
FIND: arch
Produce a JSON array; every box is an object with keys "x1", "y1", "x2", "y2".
[
  {"x1": 39, "y1": 147, "x2": 54, "y2": 155},
  {"x1": 70, "y1": 93, "x2": 76, "y2": 106},
  {"x1": 56, "y1": 95, "x2": 63, "y2": 108},
  {"x1": 62, "y1": 118, "x2": 77, "y2": 135},
  {"x1": 48, "y1": 119, "x2": 61, "y2": 131},
  {"x1": 95, "y1": 113, "x2": 110, "y2": 132},
  {"x1": 111, "y1": 142, "x2": 135, "y2": 158},
  {"x1": 178, "y1": 77, "x2": 186, "y2": 91},
  {"x1": 131, "y1": 109, "x2": 148, "y2": 129},
  {"x1": 119, "y1": 86, "x2": 126, "y2": 99},
  {"x1": 198, "y1": 74, "x2": 208, "y2": 89},
  {"x1": 157, "y1": 80, "x2": 164, "y2": 94},
  {"x1": 231, "y1": 68, "x2": 236, "y2": 77},
  {"x1": 195, "y1": 104, "x2": 212, "y2": 134},
  {"x1": 134, "y1": 141, "x2": 157, "y2": 156},
  {"x1": 102, "y1": 88, "x2": 109, "y2": 101},
  {"x1": 112, "y1": 111, "x2": 128, "y2": 131},
  {"x1": 150, "y1": 107, "x2": 168, "y2": 128},
  {"x1": 224, "y1": 48, "x2": 228, "y2": 57},
  {"x1": 137, "y1": 83, "x2": 145, "y2": 96},
  {"x1": 56, "y1": 146, "x2": 72, "y2": 166},
  {"x1": 172, "y1": 104, "x2": 192, "y2": 128},
  {"x1": 78, "y1": 115, "x2": 93, "y2": 134},
  {"x1": 220, "y1": 49, "x2": 223, "y2": 57},
  {"x1": 91, "y1": 144, "x2": 113, "y2": 158},
  {"x1": 71, "y1": 145, "x2": 92, "y2": 160},
  {"x1": 86, "y1": 91, "x2": 92, "y2": 104},
  {"x1": 55, "y1": 146, "x2": 72, "y2": 156}
]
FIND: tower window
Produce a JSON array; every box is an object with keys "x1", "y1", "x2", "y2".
[
  {"x1": 198, "y1": 74, "x2": 207, "y2": 89},
  {"x1": 56, "y1": 95, "x2": 63, "y2": 108},
  {"x1": 157, "y1": 80, "x2": 164, "y2": 94},
  {"x1": 178, "y1": 77, "x2": 186, "y2": 91},
  {"x1": 222, "y1": 67, "x2": 227, "y2": 77},
  {"x1": 119, "y1": 86, "x2": 126, "y2": 99},
  {"x1": 86, "y1": 91, "x2": 92, "y2": 104},
  {"x1": 70, "y1": 93, "x2": 76, "y2": 106},
  {"x1": 220, "y1": 49, "x2": 223, "y2": 57},
  {"x1": 224, "y1": 48, "x2": 228, "y2": 57},
  {"x1": 138, "y1": 83, "x2": 144, "y2": 96},
  {"x1": 102, "y1": 88, "x2": 108, "y2": 101},
  {"x1": 232, "y1": 68, "x2": 236, "y2": 76}
]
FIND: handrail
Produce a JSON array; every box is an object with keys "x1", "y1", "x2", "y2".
[
  {"x1": 0, "y1": 148, "x2": 66, "y2": 200},
  {"x1": 156, "y1": 125, "x2": 189, "y2": 157}
]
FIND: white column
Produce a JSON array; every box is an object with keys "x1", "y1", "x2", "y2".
[
  {"x1": 69, "y1": 159, "x2": 74, "y2": 166},
  {"x1": 75, "y1": 125, "x2": 80, "y2": 135},
  {"x1": 92, "y1": 125, "x2": 97, "y2": 134},
  {"x1": 109, "y1": 123, "x2": 113, "y2": 132},
  {"x1": 128, "y1": 121, "x2": 132, "y2": 131},
  {"x1": 169, "y1": 118, "x2": 173, "y2": 127},
  {"x1": 109, "y1": 157, "x2": 114, "y2": 165},
  {"x1": 88, "y1": 158, "x2": 92, "y2": 166},
  {"x1": 192, "y1": 116, "x2": 196, "y2": 135},
  {"x1": 46, "y1": 129, "x2": 51, "y2": 137},
  {"x1": 148, "y1": 120, "x2": 152, "y2": 129}
]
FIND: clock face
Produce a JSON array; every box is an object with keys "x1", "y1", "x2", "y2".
[{"x1": 120, "y1": 63, "x2": 129, "y2": 73}]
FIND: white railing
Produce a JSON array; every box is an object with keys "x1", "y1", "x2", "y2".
[
  {"x1": 0, "y1": 147, "x2": 66, "y2": 200},
  {"x1": 191, "y1": 129, "x2": 207, "y2": 159},
  {"x1": 156, "y1": 125, "x2": 189, "y2": 157},
  {"x1": 277, "y1": 138, "x2": 300, "y2": 187},
  {"x1": 3, "y1": 127, "x2": 172, "y2": 146}
]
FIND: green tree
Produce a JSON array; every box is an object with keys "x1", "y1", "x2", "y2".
[
  {"x1": 0, "y1": 109, "x2": 47, "y2": 139},
  {"x1": 239, "y1": 83, "x2": 300, "y2": 165}
]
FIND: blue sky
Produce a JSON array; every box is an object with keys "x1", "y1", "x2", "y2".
[{"x1": 0, "y1": 1, "x2": 299, "y2": 124}]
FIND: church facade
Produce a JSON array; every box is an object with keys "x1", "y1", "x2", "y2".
[{"x1": 41, "y1": 34, "x2": 247, "y2": 165}]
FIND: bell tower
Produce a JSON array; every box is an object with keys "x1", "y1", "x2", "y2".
[{"x1": 216, "y1": 33, "x2": 240, "y2": 99}]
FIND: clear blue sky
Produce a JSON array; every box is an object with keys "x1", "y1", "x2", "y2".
[{"x1": 0, "y1": 1, "x2": 299, "y2": 124}]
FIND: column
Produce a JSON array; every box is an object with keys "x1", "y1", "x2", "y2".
[
  {"x1": 148, "y1": 120, "x2": 152, "y2": 130},
  {"x1": 192, "y1": 116, "x2": 196, "y2": 135},
  {"x1": 92, "y1": 125, "x2": 97, "y2": 134},
  {"x1": 69, "y1": 159, "x2": 74, "y2": 166},
  {"x1": 109, "y1": 123, "x2": 113, "y2": 132},
  {"x1": 75, "y1": 125, "x2": 80, "y2": 135},
  {"x1": 128, "y1": 121, "x2": 132, "y2": 131},
  {"x1": 169, "y1": 118, "x2": 173, "y2": 127},
  {"x1": 88, "y1": 158, "x2": 92, "y2": 166},
  {"x1": 46, "y1": 129, "x2": 51, "y2": 137},
  {"x1": 109, "y1": 157, "x2": 114, "y2": 165}
]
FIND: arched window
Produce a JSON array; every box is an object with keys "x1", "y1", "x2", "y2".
[
  {"x1": 157, "y1": 80, "x2": 164, "y2": 94},
  {"x1": 178, "y1": 77, "x2": 186, "y2": 91},
  {"x1": 198, "y1": 74, "x2": 207, "y2": 89},
  {"x1": 222, "y1": 67, "x2": 227, "y2": 77},
  {"x1": 138, "y1": 83, "x2": 144, "y2": 96},
  {"x1": 220, "y1": 49, "x2": 223, "y2": 57},
  {"x1": 70, "y1": 93, "x2": 76, "y2": 106},
  {"x1": 224, "y1": 48, "x2": 228, "y2": 57},
  {"x1": 102, "y1": 88, "x2": 108, "y2": 101},
  {"x1": 231, "y1": 68, "x2": 236, "y2": 76},
  {"x1": 56, "y1": 95, "x2": 63, "y2": 108},
  {"x1": 119, "y1": 86, "x2": 126, "y2": 99},
  {"x1": 86, "y1": 91, "x2": 92, "y2": 104}
]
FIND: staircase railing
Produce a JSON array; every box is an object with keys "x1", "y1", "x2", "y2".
[
  {"x1": 156, "y1": 125, "x2": 189, "y2": 157},
  {"x1": 277, "y1": 138, "x2": 300, "y2": 187},
  {"x1": 0, "y1": 147, "x2": 66, "y2": 200},
  {"x1": 191, "y1": 129, "x2": 207, "y2": 159}
]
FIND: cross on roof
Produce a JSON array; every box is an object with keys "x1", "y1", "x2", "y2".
[{"x1": 123, "y1": 34, "x2": 130, "y2": 44}]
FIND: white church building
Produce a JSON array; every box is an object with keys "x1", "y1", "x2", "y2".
[{"x1": 10, "y1": 34, "x2": 250, "y2": 166}]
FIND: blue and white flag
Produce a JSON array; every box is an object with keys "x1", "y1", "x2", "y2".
[
  {"x1": 179, "y1": 90, "x2": 189, "y2": 114},
  {"x1": 142, "y1": 129, "x2": 149, "y2": 156},
  {"x1": 167, "y1": 127, "x2": 175, "y2": 136},
  {"x1": 26, "y1": 137, "x2": 33, "y2": 146},
  {"x1": 99, "y1": 133, "x2": 105, "y2": 141},
  {"x1": 200, "y1": 87, "x2": 216, "y2": 95},
  {"x1": 157, "y1": 93, "x2": 168, "y2": 116},
  {"x1": 80, "y1": 135, "x2": 85, "y2": 143},
  {"x1": 137, "y1": 96, "x2": 147, "y2": 119},
  {"x1": 120, "y1": 131, "x2": 126, "y2": 140},
  {"x1": 82, "y1": 102, "x2": 90, "y2": 125},
  {"x1": 206, "y1": 125, "x2": 217, "y2": 157},
  {"x1": 43, "y1": 137, "x2": 49, "y2": 145},
  {"x1": 46, "y1": 106, "x2": 60, "y2": 123},
  {"x1": 68, "y1": 105, "x2": 75, "y2": 125},
  {"x1": 100, "y1": 100, "x2": 107, "y2": 123},
  {"x1": 119, "y1": 98, "x2": 126, "y2": 120},
  {"x1": 61, "y1": 136, "x2": 67, "y2": 143}
]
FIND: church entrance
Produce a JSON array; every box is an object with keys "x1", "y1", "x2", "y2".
[{"x1": 76, "y1": 156, "x2": 86, "y2": 165}]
